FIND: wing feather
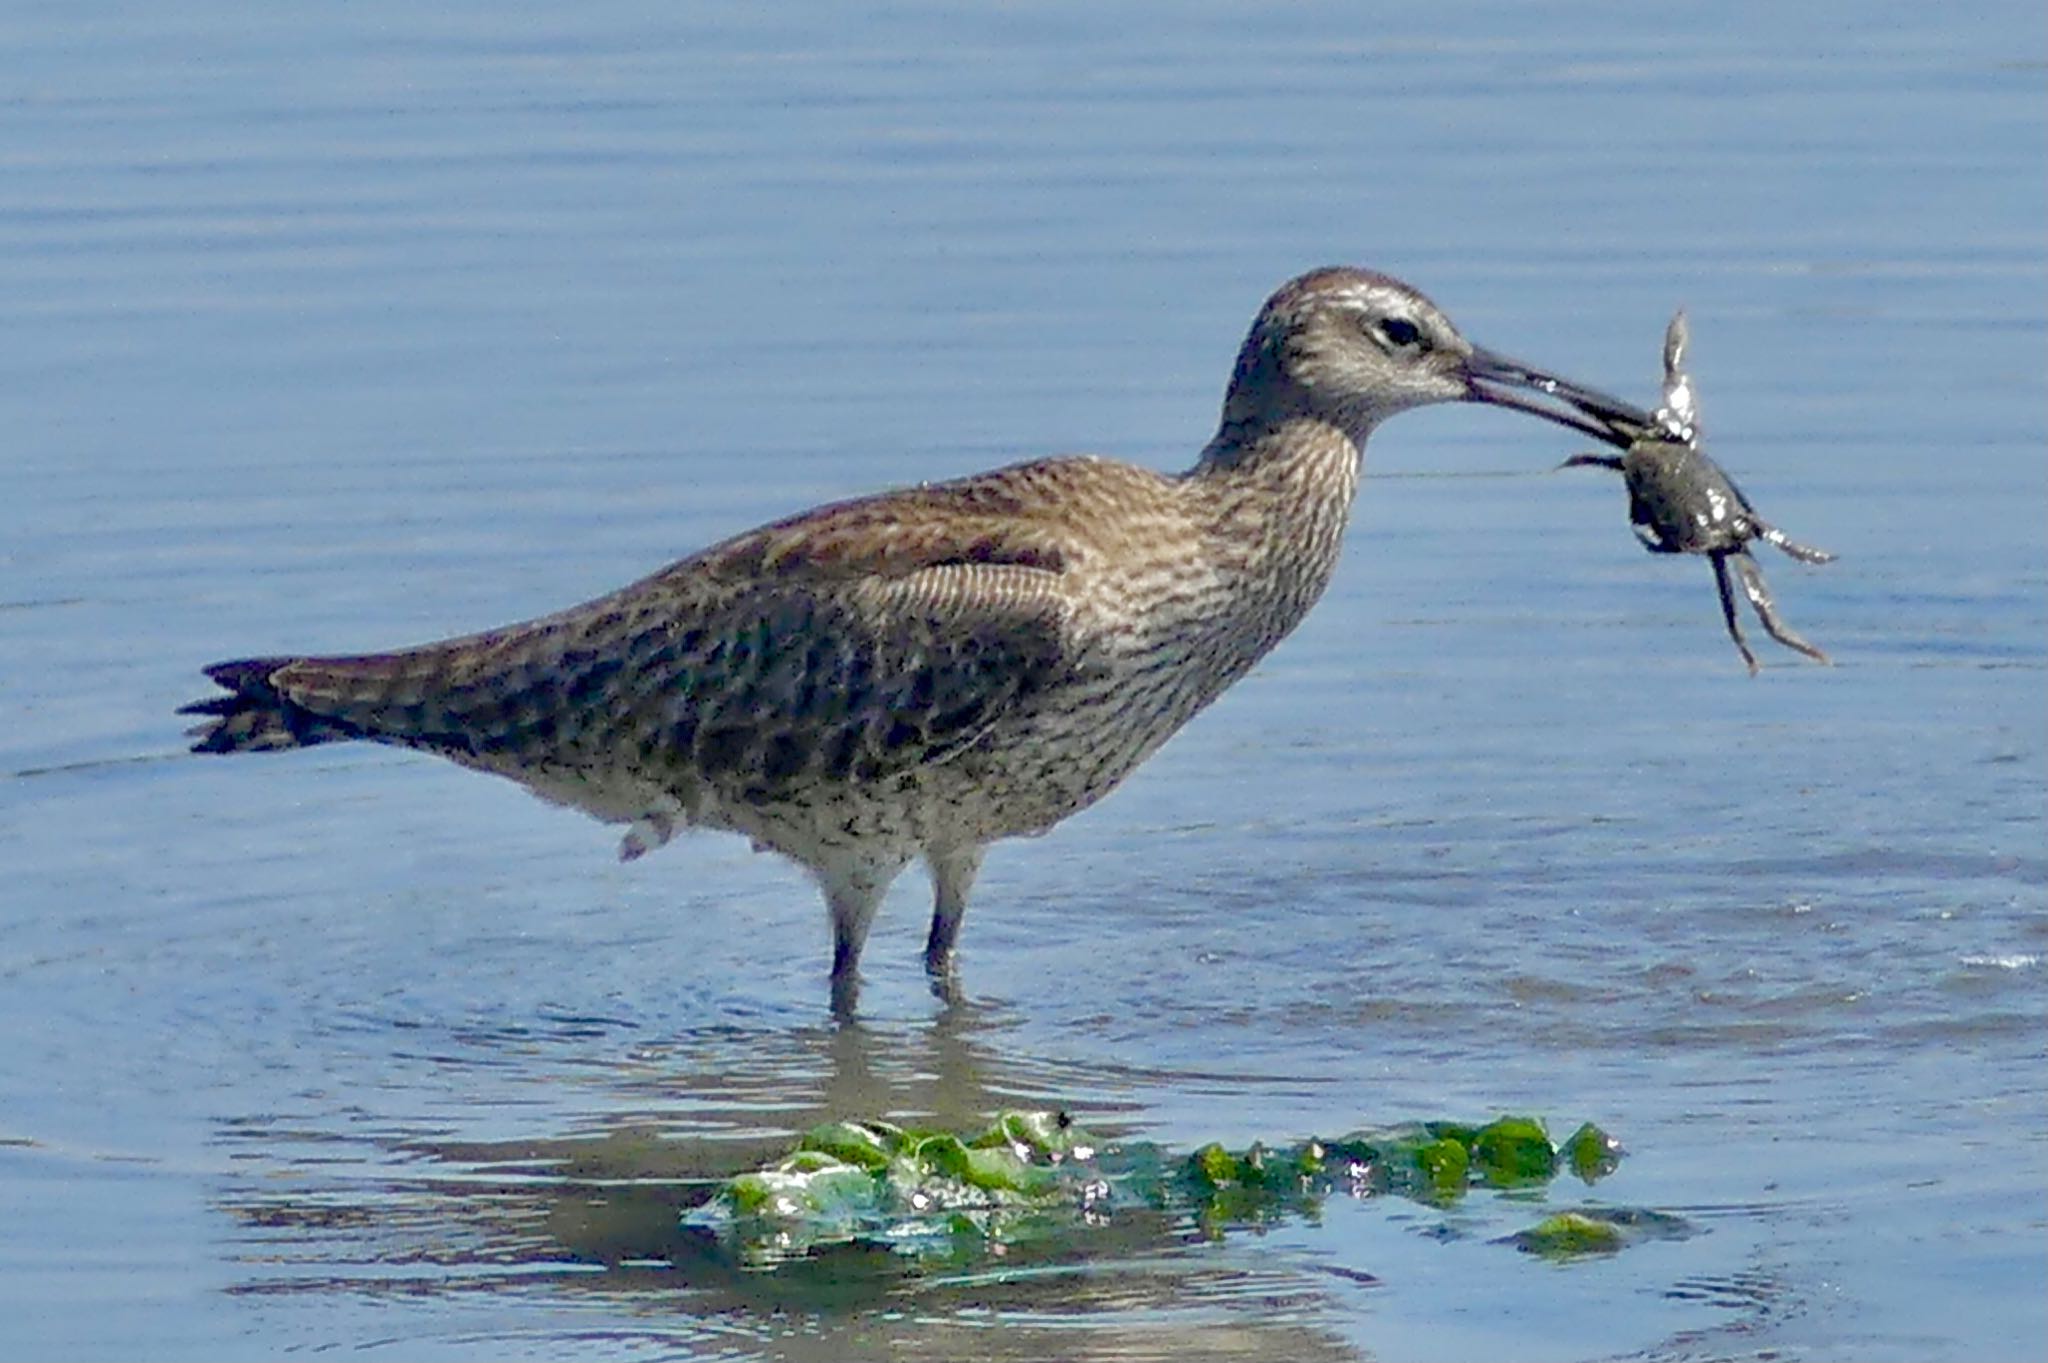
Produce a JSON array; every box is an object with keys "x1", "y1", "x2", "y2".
[{"x1": 251, "y1": 470, "x2": 1090, "y2": 804}]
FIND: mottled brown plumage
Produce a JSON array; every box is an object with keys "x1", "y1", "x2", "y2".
[{"x1": 183, "y1": 267, "x2": 1651, "y2": 1012}]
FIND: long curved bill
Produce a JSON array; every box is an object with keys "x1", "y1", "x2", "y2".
[{"x1": 1465, "y1": 344, "x2": 1653, "y2": 448}]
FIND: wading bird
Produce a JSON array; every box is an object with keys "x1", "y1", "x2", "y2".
[{"x1": 183, "y1": 267, "x2": 1652, "y2": 1013}]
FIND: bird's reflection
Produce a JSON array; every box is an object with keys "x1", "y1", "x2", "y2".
[{"x1": 210, "y1": 1004, "x2": 1364, "y2": 1362}]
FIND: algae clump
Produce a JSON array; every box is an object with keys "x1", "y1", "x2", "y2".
[
  {"x1": 1562, "y1": 1121, "x2": 1624, "y2": 1182},
  {"x1": 688, "y1": 1109, "x2": 1655, "y2": 1267},
  {"x1": 1470, "y1": 1116, "x2": 1558, "y2": 1185},
  {"x1": 1507, "y1": 1211, "x2": 1626, "y2": 1257}
]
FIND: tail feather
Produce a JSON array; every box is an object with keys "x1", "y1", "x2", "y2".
[{"x1": 179, "y1": 656, "x2": 362, "y2": 754}]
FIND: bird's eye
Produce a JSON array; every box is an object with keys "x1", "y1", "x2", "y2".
[{"x1": 1375, "y1": 316, "x2": 1426, "y2": 350}]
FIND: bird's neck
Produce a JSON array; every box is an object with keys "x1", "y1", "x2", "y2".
[
  {"x1": 1192, "y1": 409, "x2": 1360, "y2": 480},
  {"x1": 1181, "y1": 414, "x2": 1367, "y2": 652}
]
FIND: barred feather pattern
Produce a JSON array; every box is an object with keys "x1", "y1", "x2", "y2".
[
  {"x1": 184, "y1": 431, "x2": 1361, "y2": 868},
  {"x1": 178, "y1": 265, "x2": 1566, "y2": 998}
]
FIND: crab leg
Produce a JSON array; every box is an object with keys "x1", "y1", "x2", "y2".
[
  {"x1": 1711, "y1": 549, "x2": 1762, "y2": 676},
  {"x1": 1558, "y1": 452, "x2": 1626, "y2": 472},
  {"x1": 1732, "y1": 549, "x2": 1831, "y2": 665},
  {"x1": 1759, "y1": 524, "x2": 1836, "y2": 565}
]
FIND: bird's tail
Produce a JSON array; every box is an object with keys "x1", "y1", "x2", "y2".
[{"x1": 179, "y1": 656, "x2": 369, "y2": 754}]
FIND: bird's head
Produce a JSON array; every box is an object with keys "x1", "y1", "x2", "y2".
[{"x1": 1213, "y1": 266, "x2": 1652, "y2": 453}]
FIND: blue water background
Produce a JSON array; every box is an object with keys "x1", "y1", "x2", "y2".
[{"x1": 2, "y1": 3, "x2": 2042, "y2": 1359}]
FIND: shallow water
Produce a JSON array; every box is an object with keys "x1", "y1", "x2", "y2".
[{"x1": 3, "y1": 3, "x2": 2043, "y2": 1359}]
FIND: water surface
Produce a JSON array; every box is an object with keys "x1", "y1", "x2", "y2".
[{"x1": 2, "y1": 3, "x2": 2043, "y2": 1359}]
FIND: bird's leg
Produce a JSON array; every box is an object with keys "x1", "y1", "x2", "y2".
[
  {"x1": 828, "y1": 968, "x2": 861, "y2": 1021},
  {"x1": 923, "y1": 844, "x2": 986, "y2": 1000},
  {"x1": 820, "y1": 858, "x2": 905, "y2": 1019},
  {"x1": 1732, "y1": 550, "x2": 1831, "y2": 665},
  {"x1": 1710, "y1": 550, "x2": 1761, "y2": 676},
  {"x1": 1758, "y1": 523, "x2": 1836, "y2": 565}
]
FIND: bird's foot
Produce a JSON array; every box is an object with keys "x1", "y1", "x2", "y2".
[{"x1": 924, "y1": 950, "x2": 965, "y2": 1009}]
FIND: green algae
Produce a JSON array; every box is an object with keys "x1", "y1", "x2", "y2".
[
  {"x1": 1414, "y1": 1136, "x2": 1471, "y2": 1193},
  {"x1": 1500, "y1": 1205, "x2": 1693, "y2": 1259},
  {"x1": 1562, "y1": 1121, "x2": 1624, "y2": 1182},
  {"x1": 1508, "y1": 1211, "x2": 1626, "y2": 1256},
  {"x1": 1470, "y1": 1116, "x2": 1559, "y2": 1186},
  {"x1": 686, "y1": 1109, "x2": 1673, "y2": 1267},
  {"x1": 688, "y1": 1111, "x2": 1108, "y2": 1265}
]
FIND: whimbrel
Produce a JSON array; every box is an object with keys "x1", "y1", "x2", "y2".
[
  {"x1": 1562, "y1": 310, "x2": 1833, "y2": 674},
  {"x1": 182, "y1": 267, "x2": 1652, "y2": 1013}
]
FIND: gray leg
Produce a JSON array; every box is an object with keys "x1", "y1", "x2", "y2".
[
  {"x1": 1759, "y1": 524, "x2": 1835, "y2": 565},
  {"x1": 1711, "y1": 550, "x2": 1760, "y2": 676},
  {"x1": 1733, "y1": 551, "x2": 1831, "y2": 665},
  {"x1": 923, "y1": 844, "x2": 985, "y2": 991},
  {"x1": 820, "y1": 858, "x2": 906, "y2": 1019}
]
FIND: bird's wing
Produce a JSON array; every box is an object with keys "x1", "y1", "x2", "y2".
[{"x1": 221, "y1": 469, "x2": 1093, "y2": 803}]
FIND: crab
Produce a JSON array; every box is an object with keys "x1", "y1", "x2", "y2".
[{"x1": 1563, "y1": 311, "x2": 1834, "y2": 675}]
